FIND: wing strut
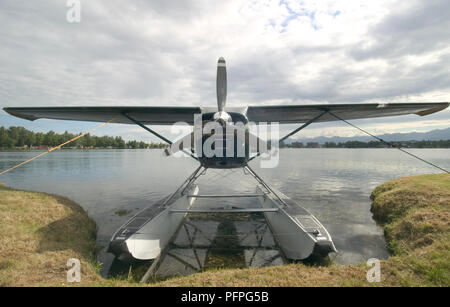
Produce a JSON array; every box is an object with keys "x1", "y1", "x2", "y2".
[
  {"x1": 328, "y1": 112, "x2": 449, "y2": 174},
  {"x1": 122, "y1": 112, "x2": 199, "y2": 161},
  {"x1": 279, "y1": 110, "x2": 329, "y2": 143},
  {"x1": 248, "y1": 110, "x2": 328, "y2": 162}
]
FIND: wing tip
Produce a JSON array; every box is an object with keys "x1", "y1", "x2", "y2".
[
  {"x1": 415, "y1": 103, "x2": 449, "y2": 116},
  {"x1": 3, "y1": 108, "x2": 37, "y2": 121}
]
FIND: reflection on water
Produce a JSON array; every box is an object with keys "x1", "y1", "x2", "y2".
[
  {"x1": 154, "y1": 213, "x2": 285, "y2": 278},
  {"x1": 107, "y1": 211, "x2": 285, "y2": 281},
  {"x1": 1, "y1": 148, "x2": 449, "y2": 276}
]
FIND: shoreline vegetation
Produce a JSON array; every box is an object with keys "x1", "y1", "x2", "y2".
[
  {"x1": 280, "y1": 140, "x2": 450, "y2": 148},
  {"x1": 1, "y1": 126, "x2": 450, "y2": 150},
  {"x1": 0, "y1": 174, "x2": 448, "y2": 286},
  {"x1": 0, "y1": 126, "x2": 166, "y2": 150}
]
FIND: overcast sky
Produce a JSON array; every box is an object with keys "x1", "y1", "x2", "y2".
[{"x1": 0, "y1": 0, "x2": 449, "y2": 142}]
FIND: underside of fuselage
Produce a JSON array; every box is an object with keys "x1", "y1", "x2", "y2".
[{"x1": 199, "y1": 156, "x2": 248, "y2": 169}]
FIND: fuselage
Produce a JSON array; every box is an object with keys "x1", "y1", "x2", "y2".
[{"x1": 196, "y1": 112, "x2": 250, "y2": 169}]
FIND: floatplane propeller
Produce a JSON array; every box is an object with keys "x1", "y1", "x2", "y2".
[
  {"x1": 164, "y1": 57, "x2": 269, "y2": 166},
  {"x1": 3, "y1": 58, "x2": 448, "y2": 264}
]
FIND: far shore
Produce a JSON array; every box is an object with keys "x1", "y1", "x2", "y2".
[{"x1": 1, "y1": 147, "x2": 449, "y2": 152}]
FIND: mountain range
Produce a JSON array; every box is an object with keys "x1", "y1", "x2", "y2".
[{"x1": 285, "y1": 127, "x2": 450, "y2": 144}]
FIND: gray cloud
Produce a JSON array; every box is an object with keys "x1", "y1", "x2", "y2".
[
  {"x1": 350, "y1": 0, "x2": 450, "y2": 60},
  {"x1": 0, "y1": 0, "x2": 448, "y2": 140}
]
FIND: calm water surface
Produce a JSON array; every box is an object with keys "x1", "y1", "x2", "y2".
[{"x1": 1, "y1": 149, "x2": 448, "y2": 276}]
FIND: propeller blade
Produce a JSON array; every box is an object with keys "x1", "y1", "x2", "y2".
[{"x1": 217, "y1": 57, "x2": 227, "y2": 112}]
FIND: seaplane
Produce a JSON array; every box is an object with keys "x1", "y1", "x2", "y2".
[{"x1": 4, "y1": 57, "x2": 448, "y2": 264}]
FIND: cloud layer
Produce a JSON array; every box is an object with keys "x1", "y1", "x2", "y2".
[{"x1": 0, "y1": 0, "x2": 449, "y2": 141}]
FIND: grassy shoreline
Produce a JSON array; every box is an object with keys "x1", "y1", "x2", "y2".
[{"x1": 0, "y1": 173, "x2": 448, "y2": 286}]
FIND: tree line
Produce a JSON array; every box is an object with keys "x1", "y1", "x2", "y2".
[
  {"x1": 280, "y1": 140, "x2": 450, "y2": 148},
  {"x1": 0, "y1": 126, "x2": 167, "y2": 149},
  {"x1": 2, "y1": 126, "x2": 448, "y2": 150}
]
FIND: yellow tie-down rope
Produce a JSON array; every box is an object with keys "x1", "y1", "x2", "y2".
[{"x1": 0, "y1": 116, "x2": 118, "y2": 176}]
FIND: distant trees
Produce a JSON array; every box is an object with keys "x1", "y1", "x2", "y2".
[
  {"x1": 290, "y1": 141, "x2": 304, "y2": 148},
  {"x1": 126, "y1": 140, "x2": 152, "y2": 149},
  {"x1": 2, "y1": 126, "x2": 449, "y2": 150},
  {"x1": 0, "y1": 127, "x2": 15, "y2": 148},
  {"x1": 322, "y1": 140, "x2": 450, "y2": 148},
  {"x1": 280, "y1": 139, "x2": 450, "y2": 148},
  {"x1": 0, "y1": 126, "x2": 167, "y2": 149}
]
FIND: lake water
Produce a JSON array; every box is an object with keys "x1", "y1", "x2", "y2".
[{"x1": 1, "y1": 148, "x2": 449, "y2": 277}]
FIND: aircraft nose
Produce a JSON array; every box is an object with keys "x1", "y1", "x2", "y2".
[{"x1": 218, "y1": 57, "x2": 226, "y2": 64}]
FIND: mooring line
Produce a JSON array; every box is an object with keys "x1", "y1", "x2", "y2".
[
  {"x1": 0, "y1": 116, "x2": 119, "y2": 176},
  {"x1": 328, "y1": 112, "x2": 450, "y2": 174}
]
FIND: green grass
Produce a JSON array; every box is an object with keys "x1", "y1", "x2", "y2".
[
  {"x1": 368, "y1": 174, "x2": 450, "y2": 286},
  {"x1": 0, "y1": 173, "x2": 448, "y2": 286}
]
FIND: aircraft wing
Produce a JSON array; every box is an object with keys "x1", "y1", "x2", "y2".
[
  {"x1": 3, "y1": 106, "x2": 202, "y2": 125},
  {"x1": 3, "y1": 102, "x2": 449, "y2": 125},
  {"x1": 246, "y1": 102, "x2": 449, "y2": 124}
]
